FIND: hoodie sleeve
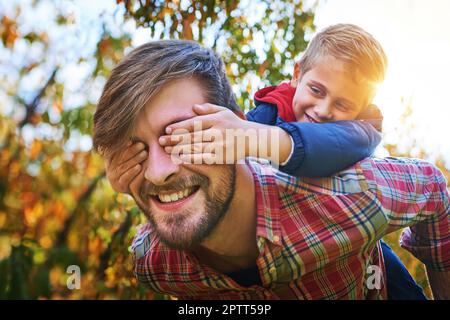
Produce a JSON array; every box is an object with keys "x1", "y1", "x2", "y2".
[
  {"x1": 277, "y1": 120, "x2": 382, "y2": 177},
  {"x1": 245, "y1": 103, "x2": 279, "y2": 125}
]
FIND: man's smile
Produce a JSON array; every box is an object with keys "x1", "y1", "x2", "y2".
[{"x1": 147, "y1": 186, "x2": 201, "y2": 211}]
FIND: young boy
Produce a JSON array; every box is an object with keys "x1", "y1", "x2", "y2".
[{"x1": 105, "y1": 24, "x2": 426, "y2": 299}]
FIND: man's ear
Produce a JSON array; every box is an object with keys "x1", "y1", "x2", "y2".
[{"x1": 290, "y1": 61, "x2": 302, "y2": 88}]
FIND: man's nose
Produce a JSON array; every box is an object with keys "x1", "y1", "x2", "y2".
[
  {"x1": 314, "y1": 101, "x2": 333, "y2": 121},
  {"x1": 143, "y1": 143, "x2": 180, "y2": 186}
]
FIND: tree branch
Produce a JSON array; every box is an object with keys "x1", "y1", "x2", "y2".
[
  {"x1": 18, "y1": 67, "x2": 58, "y2": 128},
  {"x1": 97, "y1": 209, "x2": 133, "y2": 280},
  {"x1": 55, "y1": 170, "x2": 106, "y2": 246}
]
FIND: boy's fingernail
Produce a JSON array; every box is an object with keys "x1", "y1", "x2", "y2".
[
  {"x1": 166, "y1": 127, "x2": 172, "y2": 134},
  {"x1": 159, "y1": 137, "x2": 166, "y2": 145}
]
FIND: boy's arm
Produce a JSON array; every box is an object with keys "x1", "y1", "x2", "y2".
[
  {"x1": 245, "y1": 103, "x2": 279, "y2": 124},
  {"x1": 159, "y1": 103, "x2": 380, "y2": 177},
  {"x1": 267, "y1": 118, "x2": 381, "y2": 177},
  {"x1": 246, "y1": 103, "x2": 382, "y2": 177},
  {"x1": 365, "y1": 158, "x2": 450, "y2": 299}
]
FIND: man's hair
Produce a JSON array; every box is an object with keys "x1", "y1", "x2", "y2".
[
  {"x1": 93, "y1": 40, "x2": 239, "y2": 156},
  {"x1": 299, "y1": 23, "x2": 388, "y2": 86}
]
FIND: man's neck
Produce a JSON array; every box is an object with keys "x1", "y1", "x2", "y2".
[{"x1": 193, "y1": 163, "x2": 259, "y2": 272}]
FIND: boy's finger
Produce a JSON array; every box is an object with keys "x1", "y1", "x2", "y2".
[
  {"x1": 118, "y1": 164, "x2": 142, "y2": 187},
  {"x1": 165, "y1": 114, "x2": 215, "y2": 134},
  {"x1": 159, "y1": 131, "x2": 215, "y2": 146},
  {"x1": 115, "y1": 142, "x2": 147, "y2": 165},
  {"x1": 193, "y1": 103, "x2": 226, "y2": 115},
  {"x1": 117, "y1": 150, "x2": 148, "y2": 174},
  {"x1": 178, "y1": 153, "x2": 217, "y2": 165},
  {"x1": 165, "y1": 142, "x2": 215, "y2": 155}
]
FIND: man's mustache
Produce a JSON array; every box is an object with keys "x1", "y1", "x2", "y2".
[{"x1": 139, "y1": 174, "x2": 209, "y2": 197}]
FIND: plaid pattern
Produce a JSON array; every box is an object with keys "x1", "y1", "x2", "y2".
[{"x1": 131, "y1": 157, "x2": 450, "y2": 300}]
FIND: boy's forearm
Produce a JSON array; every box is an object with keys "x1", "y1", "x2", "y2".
[
  {"x1": 272, "y1": 126, "x2": 293, "y2": 165},
  {"x1": 243, "y1": 121, "x2": 292, "y2": 164}
]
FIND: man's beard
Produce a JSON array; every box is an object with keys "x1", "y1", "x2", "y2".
[{"x1": 136, "y1": 165, "x2": 237, "y2": 250}]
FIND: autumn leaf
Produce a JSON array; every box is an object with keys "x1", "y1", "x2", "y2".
[
  {"x1": 1, "y1": 16, "x2": 18, "y2": 48},
  {"x1": 29, "y1": 140, "x2": 43, "y2": 160}
]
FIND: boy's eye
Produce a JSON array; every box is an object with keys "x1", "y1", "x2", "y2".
[
  {"x1": 309, "y1": 85, "x2": 323, "y2": 96},
  {"x1": 335, "y1": 102, "x2": 350, "y2": 112}
]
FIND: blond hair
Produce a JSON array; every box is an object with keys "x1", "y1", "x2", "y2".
[{"x1": 299, "y1": 24, "x2": 388, "y2": 86}]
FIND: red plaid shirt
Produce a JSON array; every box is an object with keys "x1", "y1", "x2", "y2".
[{"x1": 131, "y1": 157, "x2": 450, "y2": 299}]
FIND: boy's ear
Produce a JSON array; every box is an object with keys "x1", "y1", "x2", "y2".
[{"x1": 290, "y1": 61, "x2": 302, "y2": 88}]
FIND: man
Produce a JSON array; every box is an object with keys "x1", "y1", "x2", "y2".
[{"x1": 93, "y1": 40, "x2": 450, "y2": 299}]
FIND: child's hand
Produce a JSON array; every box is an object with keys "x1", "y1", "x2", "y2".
[
  {"x1": 159, "y1": 103, "x2": 252, "y2": 164},
  {"x1": 104, "y1": 141, "x2": 148, "y2": 194},
  {"x1": 159, "y1": 103, "x2": 292, "y2": 165}
]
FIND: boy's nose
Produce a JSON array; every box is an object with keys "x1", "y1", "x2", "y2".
[
  {"x1": 314, "y1": 102, "x2": 333, "y2": 121},
  {"x1": 143, "y1": 143, "x2": 180, "y2": 186}
]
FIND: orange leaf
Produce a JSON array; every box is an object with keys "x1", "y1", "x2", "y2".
[
  {"x1": 24, "y1": 202, "x2": 44, "y2": 227},
  {"x1": 1, "y1": 16, "x2": 18, "y2": 48},
  {"x1": 29, "y1": 140, "x2": 42, "y2": 160}
]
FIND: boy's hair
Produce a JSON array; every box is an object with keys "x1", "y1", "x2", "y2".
[
  {"x1": 299, "y1": 23, "x2": 388, "y2": 86},
  {"x1": 93, "y1": 40, "x2": 239, "y2": 157}
]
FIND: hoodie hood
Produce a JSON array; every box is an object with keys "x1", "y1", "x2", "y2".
[{"x1": 254, "y1": 82, "x2": 297, "y2": 122}]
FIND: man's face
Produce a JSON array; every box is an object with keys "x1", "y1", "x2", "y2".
[
  {"x1": 128, "y1": 78, "x2": 236, "y2": 250},
  {"x1": 291, "y1": 56, "x2": 373, "y2": 123}
]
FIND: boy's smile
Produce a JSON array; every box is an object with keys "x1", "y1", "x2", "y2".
[{"x1": 290, "y1": 56, "x2": 374, "y2": 123}]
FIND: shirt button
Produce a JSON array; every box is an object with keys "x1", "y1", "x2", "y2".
[
  {"x1": 269, "y1": 267, "x2": 276, "y2": 274},
  {"x1": 273, "y1": 235, "x2": 280, "y2": 242}
]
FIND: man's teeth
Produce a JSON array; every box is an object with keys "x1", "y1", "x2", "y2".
[{"x1": 157, "y1": 188, "x2": 194, "y2": 203}]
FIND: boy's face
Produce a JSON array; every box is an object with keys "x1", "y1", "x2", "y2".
[{"x1": 290, "y1": 56, "x2": 374, "y2": 123}]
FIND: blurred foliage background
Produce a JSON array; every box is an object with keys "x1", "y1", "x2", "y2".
[{"x1": 0, "y1": 0, "x2": 448, "y2": 299}]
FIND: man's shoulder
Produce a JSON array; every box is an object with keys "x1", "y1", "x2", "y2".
[
  {"x1": 247, "y1": 156, "x2": 445, "y2": 197},
  {"x1": 344, "y1": 156, "x2": 447, "y2": 198},
  {"x1": 247, "y1": 157, "x2": 369, "y2": 196},
  {"x1": 356, "y1": 156, "x2": 443, "y2": 180}
]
